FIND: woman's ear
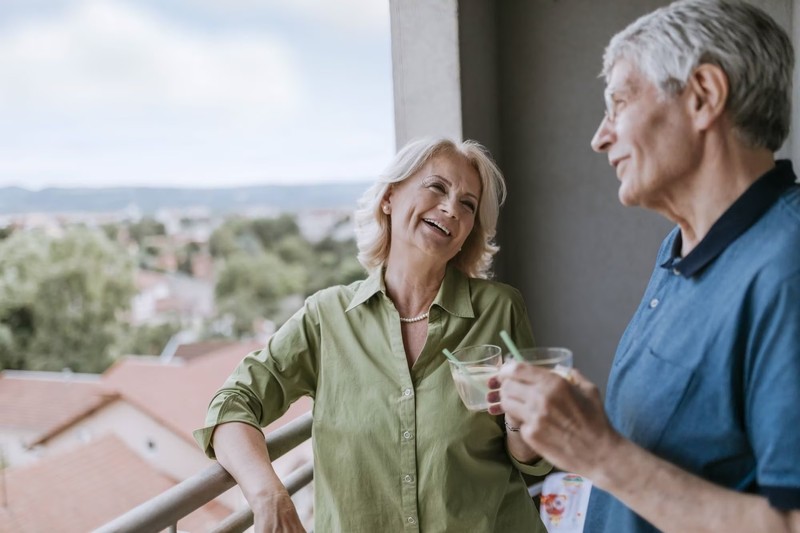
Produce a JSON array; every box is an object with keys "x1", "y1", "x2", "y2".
[
  {"x1": 381, "y1": 186, "x2": 393, "y2": 214},
  {"x1": 686, "y1": 63, "x2": 729, "y2": 131}
]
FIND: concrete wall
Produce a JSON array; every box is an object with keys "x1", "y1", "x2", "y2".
[
  {"x1": 492, "y1": 1, "x2": 673, "y2": 392},
  {"x1": 390, "y1": 0, "x2": 463, "y2": 144},
  {"x1": 390, "y1": 0, "x2": 793, "y2": 391}
]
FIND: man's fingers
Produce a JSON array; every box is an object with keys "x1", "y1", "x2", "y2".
[{"x1": 569, "y1": 368, "x2": 602, "y2": 402}]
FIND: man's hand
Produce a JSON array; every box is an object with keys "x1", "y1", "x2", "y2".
[{"x1": 488, "y1": 361, "x2": 621, "y2": 480}]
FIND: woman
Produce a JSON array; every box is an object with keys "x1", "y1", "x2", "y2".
[{"x1": 194, "y1": 138, "x2": 550, "y2": 532}]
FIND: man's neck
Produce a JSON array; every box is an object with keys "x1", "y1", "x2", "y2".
[{"x1": 662, "y1": 142, "x2": 774, "y2": 256}]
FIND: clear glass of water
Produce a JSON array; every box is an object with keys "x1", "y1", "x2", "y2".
[
  {"x1": 508, "y1": 347, "x2": 573, "y2": 378},
  {"x1": 448, "y1": 344, "x2": 503, "y2": 411}
]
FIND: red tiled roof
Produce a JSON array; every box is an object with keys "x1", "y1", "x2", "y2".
[
  {"x1": 102, "y1": 341, "x2": 312, "y2": 446},
  {"x1": 173, "y1": 340, "x2": 240, "y2": 361},
  {"x1": 0, "y1": 373, "x2": 117, "y2": 439},
  {"x1": 0, "y1": 433, "x2": 231, "y2": 533}
]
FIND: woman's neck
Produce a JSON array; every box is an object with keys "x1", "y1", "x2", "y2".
[{"x1": 383, "y1": 260, "x2": 446, "y2": 318}]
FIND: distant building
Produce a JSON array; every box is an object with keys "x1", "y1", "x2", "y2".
[
  {"x1": 0, "y1": 341, "x2": 313, "y2": 531},
  {"x1": 0, "y1": 433, "x2": 231, "y2": 533},
  {"x1": 130, "y1": 270, "x2": 214, "y2": 328}
]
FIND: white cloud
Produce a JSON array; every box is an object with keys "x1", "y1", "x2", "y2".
[
  {"x1": 273, "y1": 0, "x2": 390, "y2": 36},
  {"x1": 198, "y1": 0, "x2": 390, "y2": 36},
  {"x1": 0, "y1": 0, "x2": 303, "y2": 117},
  {"x1": 0, "y1": 0, "x2": 395, "y2": 189}
]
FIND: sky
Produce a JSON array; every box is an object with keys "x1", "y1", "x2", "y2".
[{"x1": 0, "y1": 0, "x2": 395, "y2": 189}]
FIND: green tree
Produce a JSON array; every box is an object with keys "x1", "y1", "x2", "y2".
[
  {"x1": 119, "y1": 322, "x2": 181, "y2": 356},
  {"x1": 209, "y1": 215, "x2": 302, "y2": 259},
  {"x1": 306, "y1": 236, "x2": 364, "y2": 295},
  {"x1": 275, "y1": 235, "x2": 314, "y2": 265},
  {"x1": 214, "y1": 251, "x2": 306, "y2": 337},
  {"x1": 127, "y1": 217, "x2": 166, "y2": 245},
  {"x1": 209, "y1": 217, "x2": 248, "y2": 258},
  {"x1": 0, "y1": 228, "x2": 136, "y2": 372},
  {"x1": 251, "y1": 215, "x2": 301, "y2": 249},
  {"x1": 0, "y1": 226, "x2": 15, "y2": 241}
]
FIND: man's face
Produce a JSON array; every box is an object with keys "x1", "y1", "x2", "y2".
[{"x1": 590, "y1": 59, "x2": 698, "y2": 210}]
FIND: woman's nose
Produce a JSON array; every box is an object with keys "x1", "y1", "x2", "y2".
[{"x1": 440, "y1": 197, "x2": 458, "y2": 218}]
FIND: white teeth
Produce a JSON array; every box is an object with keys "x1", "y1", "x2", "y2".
[{"x1": 423, "y1": 218, "x2": 450, "y2": 235}]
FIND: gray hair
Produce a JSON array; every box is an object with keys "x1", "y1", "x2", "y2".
[
  {"x1": 354, "y1": 137, "x2": 507, "y2": 279},
  {"x1": 602, "y1": 0, "x2": 793, "y2": 152}
]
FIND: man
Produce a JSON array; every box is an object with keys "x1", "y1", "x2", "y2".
[{"x1": 489, "y1": 0, "x2": 800, "y2": 531}]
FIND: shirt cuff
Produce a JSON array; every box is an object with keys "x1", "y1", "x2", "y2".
[
  {"x1": 193, "y1": 392, "x2": 265, "y2": 459},
  {"x1": 761, "y1": 485, "x2": 800, "y2": 510},
  {"x1": 510, "y1": 453, "x2": 553, "y2": 477}
]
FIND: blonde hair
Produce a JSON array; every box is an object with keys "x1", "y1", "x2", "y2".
[{"x1": 354, "y1": 137, "x2": 507, "y2": 279}]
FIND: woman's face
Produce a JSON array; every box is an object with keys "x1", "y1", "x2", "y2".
[{"x1": 384, "y1": 152, "x2": 482, "y2": 266}]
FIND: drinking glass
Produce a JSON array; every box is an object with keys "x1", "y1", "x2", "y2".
[
  {"x1": 447, "y1": 344, "x2": 503, "y2": 411},
  {"x1": 508, "y1": 347, "x2": 573, "y2": 379}
]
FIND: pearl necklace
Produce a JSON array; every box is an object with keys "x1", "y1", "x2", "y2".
[{"x1": 399, "y1": 311, "x2": 429, "y2": 323}]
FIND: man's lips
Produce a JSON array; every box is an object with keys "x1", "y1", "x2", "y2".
[{"x1": 609, "y1": 156, "x2": 628, "y2": 169}]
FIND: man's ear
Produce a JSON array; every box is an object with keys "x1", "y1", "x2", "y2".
[{"x1": 686, "y1": 63, "x2": 729, "y2": 131}]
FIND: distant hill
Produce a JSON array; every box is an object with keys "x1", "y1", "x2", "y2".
[{"x1": 0, "y1": 183, "x2": 373, "y2": 215}]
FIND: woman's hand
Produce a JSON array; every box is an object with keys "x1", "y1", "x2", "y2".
[
  {"x1": 251, "y1": 490, "x2": 306, "y2": 533},
  {"x1": 212, "y1": 422, "x2": 307, "y2": 533}
]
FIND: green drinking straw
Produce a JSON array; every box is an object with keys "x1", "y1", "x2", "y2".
[
  {"x1": 442, "y1": 348, "x2": 462, "y2": 366},
  {"x1": 442, "y1": 347, "x2": 487, "y2": 391},
  {"x1": 499, "y1": 330, "x2": 525, "y2": 362}
]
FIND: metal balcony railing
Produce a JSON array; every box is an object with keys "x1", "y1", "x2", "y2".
[{"x1": 95, "y1": 412, "x2": 313, "y2": 533}]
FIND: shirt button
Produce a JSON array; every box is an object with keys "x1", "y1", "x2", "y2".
[
  {"x1": 402, "y1": 430, "x2": 413, "y2": 440},
  {"x1": 407, "y1": 516, "x2": 417, "y2": 524},
  {"x1": 649, "y1": 298, "x2": 659, "y2": 309},
  {"x1": 403, "y1": 388, "x2": 412, "y2": 397},
  {"x1": 673, "y1": 268, "x2": 681, "y2": 276},
  {"x1": 403, "y1": 474, "x2": 414, "y2": 483}
]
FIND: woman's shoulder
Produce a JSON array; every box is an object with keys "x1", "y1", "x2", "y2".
[
  {"x1": 467, "y1": 276, "x2": 526, "y2": 308},
  {"x1": 308, "y1": 277, "x2": 372, "y2": 307}
]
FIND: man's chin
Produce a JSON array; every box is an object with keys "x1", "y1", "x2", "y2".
[{"x1": 617, "y1": 187, "x2": 638, "y2": 207}]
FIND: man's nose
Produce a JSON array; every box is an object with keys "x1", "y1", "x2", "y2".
[{"x1": 591, "y1": 115, "x2": 614, "y2": 153}]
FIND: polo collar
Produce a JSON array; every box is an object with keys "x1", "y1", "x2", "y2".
[
  {"x1": 661, "y1": 160, "x2": 797, "y2": 277},
  {"x1": 345, "y1": 264, "x2": 475, "y2": 319}
]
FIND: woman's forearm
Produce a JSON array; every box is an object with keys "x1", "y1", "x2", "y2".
[
  {"x1": 212, "y1": 421, "x2": 306, "y2": 532},
  {"x1": 504, "y1": 418, "x2": 541, "y2": 464}
]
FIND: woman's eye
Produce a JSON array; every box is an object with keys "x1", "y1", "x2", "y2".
[
  {"x1": 462, "y1": 201, "x2": 476, "y2": 213},
  {"x1": 430, "y1": 183, "x2": 446, "y2": 193}
]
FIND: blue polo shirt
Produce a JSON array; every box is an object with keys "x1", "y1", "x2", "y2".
[{"x1": 585, "y1": 161, "x2": 800, "y2": 532}]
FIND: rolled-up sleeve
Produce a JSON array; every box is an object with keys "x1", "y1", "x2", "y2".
[
  {"x1": 193, "y1": 296, "x2": 321, "y2": 458},
  {"x1": 509, "y1": 453, "x2": 553, "y2": 477}
]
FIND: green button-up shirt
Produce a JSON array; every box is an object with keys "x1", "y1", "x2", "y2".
[{"x1": 194, "y1": 266, "x2": 549, "y2": 532}]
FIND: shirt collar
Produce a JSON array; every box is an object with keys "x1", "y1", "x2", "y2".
[
  {"x1": 345, "y1": 264, "x2": 475, "y2": 319},
  {"x1": 346, "y1": 268, "x2": 384, "y2": 312},
  {"x1": 661, "y1": 159, "x2": 797, "y2": 278}
]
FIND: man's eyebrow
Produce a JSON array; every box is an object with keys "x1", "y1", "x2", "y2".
[{"x1": 605, "y1": 87, "x2": 631, "y2": 100}]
